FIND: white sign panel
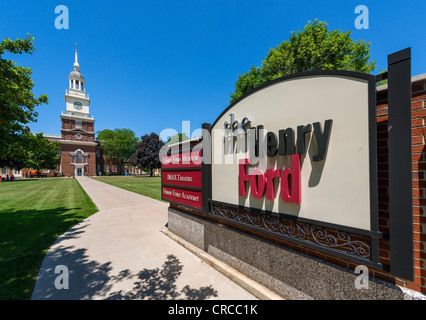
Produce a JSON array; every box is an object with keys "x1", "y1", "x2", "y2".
[{"x1": 210, "y1": 72, "x2": 376, "y2": 231}]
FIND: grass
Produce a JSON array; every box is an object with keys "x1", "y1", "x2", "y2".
[
  {"x1": 93, "y1": 176, "x2": 163, "y2": 201},
  {"x1": 0, "y1": 178, "x2": 98, "y2": 300}
]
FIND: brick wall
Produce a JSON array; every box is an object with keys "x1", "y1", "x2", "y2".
[
  {"x1": 61, "y1": 118, "x2": 94, "y2": 132},
  {"x1": 375, "y1": 74, "x2": 426, "y2": 293},
  {"x1": 61, "y1": 132, "x2": 95, "y2": 142},
  {"x1": 60, "y1": 143, "x2": 96, "y2": 177}
]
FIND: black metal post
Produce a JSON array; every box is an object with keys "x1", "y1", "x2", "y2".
[
  {"x1": 387, "y1": 47, "x2": 414, "y2": 281},
  {"x1": 201, "y1": 123, "x2": 212, "y2": 215}
]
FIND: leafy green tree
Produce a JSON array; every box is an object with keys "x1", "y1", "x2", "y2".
[
  {"x1": 0, "y1": 131, "x2": 30, "y2": 170},
  {"x1": 376, "y1": 69, "x2": 388, "y2": 86},
  {"x1": 97, "y1": 128, "x2": 139, "y2": 175},
  {"x1": 25, "y1": 133, "x2": 60, "y2": 177},
  {"x1": 0, "y1": 35, "x2": 48, "y2": 167},
  {"x1": 165, "y1": 132, "x2": 190, "y2": 146},
  {"x1": 230, "y1": 19, "x2": 376, "y2": 103}
]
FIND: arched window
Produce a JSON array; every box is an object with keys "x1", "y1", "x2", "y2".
[{"x1": 76, "y1": 151, "x2": 83, "y2": 163}]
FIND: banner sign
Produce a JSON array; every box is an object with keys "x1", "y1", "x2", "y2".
[
  {"x1": 161, "y1": 147, "x2": 202, "y2": 211},
  {"x1": 161, "y1": 150, "x2": 202, "y2": 169},
  {"x1": 161, "y1": 170, "x2": 202, "y2": 188},
  {"x1": 161, "y1": 186, "x2": 202, "y2": 209}
]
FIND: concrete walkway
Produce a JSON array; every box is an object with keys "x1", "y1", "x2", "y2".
[{"x1": 31, "y1": 177, "x2": 257, "y2": 300}]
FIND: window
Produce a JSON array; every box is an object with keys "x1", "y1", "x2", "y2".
[
  {"x1": 71, "y1": 80, "x2": 74, "y2": 88},
  {"x1": 75, "y1": 120, "x2": 82, "y2": 129},
  {"x1": 42, "y1": 169, "x2": 50, "y2": 174},
  {"x1": 76, "y1": 151, "x2": 83, "y2": 163},
  {"x1": 76, "y1": 80, "x2": 79, "y2": 89},
  {"x1": 81, "y1": 83, "x2": 84, "y2": 90}
]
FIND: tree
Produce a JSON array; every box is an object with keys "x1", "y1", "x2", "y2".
[
  {"x1": 130, "y1": 132, "x2": 164, "y2": 177},
  {"x1": 164, "y1": 132, "x2": 190, "y2": 149},
  {"x1": 230, "y1": 19, "x2": 376, "y2": 103},
  {"x1": 97, "y1": 128, "x2": 139, "y2": 175},
  {"x1": 0, "y1": 35, "x2": 48, "y2": 167},
  {"x1": 25, "y1": 133, "x2": 60, "y2": 177},
  {"x1": 0, "y1": 131, "x2": 30, "y2": 170},
  {"x1": 376, "y1": 69, "x2": 388, "y2": 86}
]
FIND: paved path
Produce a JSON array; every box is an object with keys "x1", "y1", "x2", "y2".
[{"x1": 31, "y1": 177, "x2": 256, "y2": 300}]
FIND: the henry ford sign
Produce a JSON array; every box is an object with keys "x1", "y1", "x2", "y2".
[
  {"x1": 210, "y1": 71, "x2": 377, "y2": 231},
  {"x1": 162, "y1": 50, "x2": 415, "y2": 281}
]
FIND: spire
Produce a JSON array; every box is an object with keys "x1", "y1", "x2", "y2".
[{"x1": 73, "y1": 42, "x2": 80, "y2": 71}]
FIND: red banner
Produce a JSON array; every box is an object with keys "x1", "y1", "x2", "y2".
[
  {"x1": 162, "y1": 186, "x2": 202, "y2": 209},
  {"x1": 162, "y1": 170, "x2": 202, "y2": 188},
  {"x1": 162, "y1": 150, "x2": 202, "y2": 169}
]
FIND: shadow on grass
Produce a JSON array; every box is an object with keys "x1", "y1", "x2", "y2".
[{"x1": 0, "y1": 207, "x2": 90, "y2": 300}]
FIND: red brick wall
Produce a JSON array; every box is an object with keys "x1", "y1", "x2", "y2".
[
  {"x1": 375, "y1": 77, "x2": 426, "y2": 293},
  {"x1": 61, "y1": 132, "x2": 95, "y2": 142},
  {"x1": 60, "y1": 143, "x2": 96, "y2": 177},
  {"x1": 61, "y1": 118, "x2": 73, "y2": 130},
  {"x1": 61, "y1": 118, "x2": 95, "y2": 142},
  {"x1": 61, "y1": 118, "x2": 94, "y2": 132}
]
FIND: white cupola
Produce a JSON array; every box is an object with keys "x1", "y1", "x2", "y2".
[{"x1": 64, "y1": 43, "x2": 92, "y2": 118}]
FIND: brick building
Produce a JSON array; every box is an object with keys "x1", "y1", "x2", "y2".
[
  {"x1": 53, "y1": 45, "x2": 97, "y2": 177},
  {"x1": 1, "y1": 46, "x2": 142, "y2": 179}
]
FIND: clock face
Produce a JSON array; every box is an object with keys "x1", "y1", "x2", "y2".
[{"x1": 74, "y1": 101, "x2": 82, "y2": 110}]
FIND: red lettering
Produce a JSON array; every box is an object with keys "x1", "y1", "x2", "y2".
[
  {"x1": 239, "y1": 154, "x2": 301, "y2": 204},
  {"x1": 266, "y1": 169, "x2": 281, "y2": 200},
  {"x1": 250, "y1": 169, "x2": 266, "y2": 198},
  {"x1": 239, "y1": 159, "x2": 251, "y2": 196},
  {"x1": 280, "y1": 154, "x2": 301, "y2": 203}
]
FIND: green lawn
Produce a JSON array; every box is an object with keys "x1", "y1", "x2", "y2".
[
  {"x1": 0, "y1": 178, "x2": 98, "y2": 300},
  {"x1": 93, "y1": 176, "x2": 163, "y2": 201}
]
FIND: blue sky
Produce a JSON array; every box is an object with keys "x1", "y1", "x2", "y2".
[{"x1": 1, "y1": 0, "x2": 425, "y2": 140}]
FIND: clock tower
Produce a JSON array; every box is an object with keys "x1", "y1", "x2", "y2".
[{"x1": 59, "y1": 45, "x2": 97, "y2": 177}]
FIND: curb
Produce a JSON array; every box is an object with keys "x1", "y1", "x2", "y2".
[{"x1": 160, "y1": 228, "x2": 285, "y2": 300}]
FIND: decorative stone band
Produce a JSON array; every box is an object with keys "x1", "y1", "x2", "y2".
[{"x1": 210, "y1": 203, "x2": 371, "y2": 261}]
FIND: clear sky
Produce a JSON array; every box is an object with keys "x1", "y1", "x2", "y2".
[{"x1": 1, "y1": 0, "x2": 425, "y2": 140}]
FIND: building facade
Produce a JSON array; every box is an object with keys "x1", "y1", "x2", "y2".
[{"x1": 56, "y1": 47, "x2": 97, "y2": 177}]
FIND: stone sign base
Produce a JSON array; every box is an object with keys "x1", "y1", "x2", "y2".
[{"x1": 168, "y1": 207, "x2": 425, "y2": 300}]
